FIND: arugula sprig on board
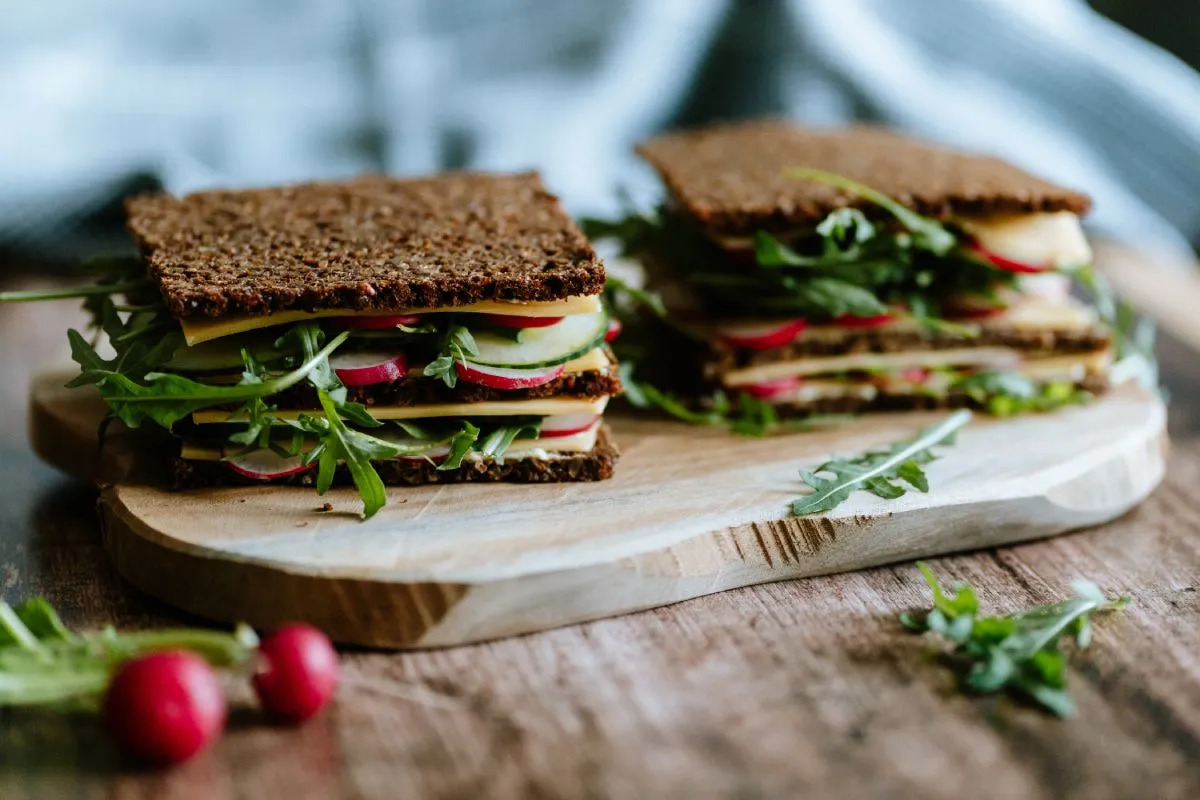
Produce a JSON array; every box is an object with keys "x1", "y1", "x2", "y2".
[
  {"x1": 900, "y1": 562, "x2": 1129, "y2": 717},
  {"x1": 791, "y1": 409, "x2": 971, "y2": 515}
]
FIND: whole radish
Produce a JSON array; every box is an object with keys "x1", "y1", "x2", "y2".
[
  {"x1": 253, "y1": 624, "x2": 340, "y2": 723},
  {"x1": 104, "y1": 651, "x2": 227, "y2": 765}
]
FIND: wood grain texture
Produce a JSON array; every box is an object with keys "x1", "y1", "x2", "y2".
[
  {"x1": 28, "y1": 372, "x2": 1166, "y2": 647},
  {"x1": 2, "y1": 250, "x2": 1200, "y2": 799}
]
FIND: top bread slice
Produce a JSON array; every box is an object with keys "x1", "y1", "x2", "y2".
[
  {"x1": 636, "y1": 119, "x2": 1092, "y2": 237},
  {"x1": 126, "y1": 171, "x2": 605, "y2": 319}
]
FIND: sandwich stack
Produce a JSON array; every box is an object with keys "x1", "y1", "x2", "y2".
[
  {"x1": 85, "y1": 171, "x2": 621, "y2": 516},
  {"x1": 631, "y1": 120, "x2": 1111, "y2": 416}
]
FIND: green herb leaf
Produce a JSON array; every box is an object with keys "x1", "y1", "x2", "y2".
[
  {"x1": 304, "y1": 390, "x2": 401, "y2": 518},
  {"x1": 902, "y1": 562, "x2": 1128, "y2": 716},
  {"x1": 791, "y1": 409, "x2": 971, "y2": 515},
  {"x1": 422, "y1": 324, "x2": 478, "y2": 389},
  {"x1": 477, "y1": 419, "x2": 542, "y2": 460},
  {"x1": 950, "y1": 371, "x2": 1092, "y2": 417}
]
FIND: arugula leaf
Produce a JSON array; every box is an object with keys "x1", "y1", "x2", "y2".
[
  {"x1": 580, "y1": 206, "x2": 662, "y2": 257},
  {"x1": 422, "y1": 324, "x2": 478, "y2": 388},
  {"x1": 14, "y1": 599, "x2": 74, "y2": 643},
  {"x1": 477, "y1": 419, "x2": 542, "y2": 460},
  {"x1": 785, "y1": 168, "x2": 957, "y2": 255},
  {"x1": 440, "y1": 422, "x2": 482, "y2": 469},
  {"x1": 901, "y1": 561, "x2": 1128, "y2": 716},
  {"x1": 604, "y1": 274, "x2": 667, "y2": 318},
  {"x1": 0, "y1": 280, "x2": 151, "y2": 303},
  {"x1": 792, "y1": 409, "x2": 971, "y2": 515},
  {"x1": 73, "y1": 326, "x2": 352, "y2": 430}
]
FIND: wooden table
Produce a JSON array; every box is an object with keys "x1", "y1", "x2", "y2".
[{"x1": 2, "y1": 253, "x2": 1199, "y2": 800}]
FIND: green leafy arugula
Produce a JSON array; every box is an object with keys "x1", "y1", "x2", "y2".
[
  {"x1": 791, "y1": 409, "x2": 971, "y2": 515},
  {"x1": 900, "y1": 562, "x2": 1129, "y2": 717},
  {"x1": 951, "y1": 372, "x2": 1092, "y2": 416},
  {"x1": 0, "y1": 597, "x2": 257, "y2": 708},
  {"x1": 422, "y1": 324, "x2": 478, "y2": 388}
]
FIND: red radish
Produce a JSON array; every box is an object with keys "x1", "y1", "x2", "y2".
[
  {"x1": 334, "y1": 314, "x2": 424, "y2": 330},
  {"x1": 253, "y1": 624, "x2": 340, "y2": 724},
  {"x1": 968, "y1": 242, "x2": 1046, "y2": 274},
  {"x1": 225, "y1": 449, "x2": 313, "y2": 480},
  {"x1": 104, "y1": 651, "x2": 226, "y2": 765},
  {"x1": 539, "y1": 414, "x2": 600, "y2": 438},
  {"x1": 455, "y1": 361, "x2": 565, "y2": 390},
  {"x1": 944, "y1": 306, "x2": 1007, "y2": 321},
  {"x1": 899, "y1": 368, "x2": 931, "y2": 383},
  {"x1": 832, "y1": 313, "x2": 894, "y2": 328},
  {"x1": 604, "y1": 317, "x2": 622, "y2": 343},
  {"x1": 329, "y1": 350, "x2": 408, "y2": 386},
  {"x1": 742, "y1": 377, "x2": 804, "y2": 399},
  {"x1": 717, "y1": 319, "x2": 807, "y2": 350},
  {"x1": 480, "y1": 314, "x2": 564, "y2": 329}
]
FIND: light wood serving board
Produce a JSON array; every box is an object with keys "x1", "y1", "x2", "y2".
[{"x1": 28, "y1": 370, "x2": 1167, "y2": 648}]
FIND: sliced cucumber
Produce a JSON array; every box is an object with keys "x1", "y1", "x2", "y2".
[
  {"x1": 468, "y1": 311, "x2": 607, "y2": 368},
  {"x1": 165, "y1": 335, "x2": 287, "y2": 374}
]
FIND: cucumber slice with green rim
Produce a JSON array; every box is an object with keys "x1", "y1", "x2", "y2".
[{"x1": 468, "y1": 311, "x2": 608, "y2": 368}]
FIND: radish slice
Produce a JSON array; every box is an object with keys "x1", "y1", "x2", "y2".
[
  {"x1": 480, "y1": 314, "x2": 565, "y2": 329},
  {"x1": 741, "y1": 377, "x2": 804, "y2": 399},
  {"x1": 330, "y1": 351, "x2": 408, "y2": 386},
  {"x1": 899, "y1": 369, "x2": 931, "y2": 383},
  {"x1": 455, "y1": 361, "x2": 565, "y2": 390},
  {"x1": 539, "y1": 414, "x2": 600, "y2": 438},
  {"x1": 605, "y1": 317, "x2": 622, "y2": 343},
  {"x1": 717, "y1": 319, "x2": 807, "y2": 350},
  {"x1": 335, "y1": 314, "x2": 425, "y2": 330},
  {"x1": 968, "y1": 242, "x2": 1046, "y2": 274},
  {"x1": 225, "y1": 449, "x2": 313, "y2": 480},
  {"x1": 832, "y1": 313, "x2": 894, "y2": 328},
  {"x1": 944, "y1": 306, "x2": 1007, "y2": 321}
]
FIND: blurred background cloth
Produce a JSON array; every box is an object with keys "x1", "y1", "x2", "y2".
[{"x1": 5, "y1": 0, "x2": 1200, "y2": 265}]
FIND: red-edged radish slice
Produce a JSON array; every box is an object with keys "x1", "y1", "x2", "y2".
[
  {"x1": 968, "y1": 242, "x2": 1046, "y2": 274},
  {"x1": 480, "y1": 314, "x2": 565, "y2": 329},
  {"x1": 944, "y1": 306, "x2": 1007, "y2": 321},
  {"x1": 741, "y1": 377, "x2": 804, "y2": 399},
  {"x1": 899, "y1": 368, "x2": 931, "y2": 383},
  {"x1": 832, "y1": 313, "x2": 894, "y2": 328},
  {"x1": 330, "y1": 351, "x2": 408, "y2": 386},
  {"x1": 604, "y1": 317, "x2": 622, "y2": 343},
  {"x1": 717, "y1": 319, "x2": 807, "y2": 350},
  {"x1": 455, "y1": 361, "x2": 565, "y2": 390},
  {"x1": 335, "y1": 314, "x2": 425, "y2": 330},
  {"x1": 225, "y1": 449, "x2": 313, "y2": 480},
  {"x1": 539, "y1": 414, "x2": 600, "y2": 438}
]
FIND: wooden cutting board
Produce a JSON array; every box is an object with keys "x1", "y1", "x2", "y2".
[{"x1": 28, "y1": 370, "x2": 1167, "y2": 648}]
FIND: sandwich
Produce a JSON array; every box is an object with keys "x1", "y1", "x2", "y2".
[
  {"x1": 11, "y1": 172, "x2": 621, "y2": 517},
  {"x1": 614, "y1": 119, "x2": 1112, "y2": 419}
]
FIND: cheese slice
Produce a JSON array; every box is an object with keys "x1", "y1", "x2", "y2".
[
  {"x1": 192, "y1": 395, "x2": 610, "y2": 425},
  {"x1": 181, "y1": 422, "x2": 600, "y2": 462},
  {"x1": 721, "y1": 347, "x2": 1110, "y2": 388},
  {"x1": 958, "y1": 212, "x2": 1091, "y2": 269},
  {"x1": 180, "y1": 295, "x2": 603, "y2": 345},
  {"x1": 759, "y1": 352, "x2": 1110, "y2": 404}
]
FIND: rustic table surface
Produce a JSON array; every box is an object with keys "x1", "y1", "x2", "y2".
[{"x1": 2, "y1": 248, "x2": 1199, "y2": 800}]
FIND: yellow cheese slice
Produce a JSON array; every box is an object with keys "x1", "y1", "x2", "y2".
[
  {"x1": 958, "y1": 212, "x2": 1092, "y2": 269},
  {"x1": 192, "y1": 395, "x2": 610, "y2": 425},
  {"x1": 181, "y1": 422, "x2": 600, "y2": 462},
  {"x1": 180, "y1": 294, "x2": 603, "y2": 345},
  {"x1": 721, "y1": 347, "x2": 1110, "y2": 388}
]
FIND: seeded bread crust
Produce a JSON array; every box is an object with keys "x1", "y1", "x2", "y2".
[
  {"x1": 126, "y1": 172, "x2": 605, "y2": 320},
  {"x1": 171, "y1": 426, "x2": 619, "y2": 489},
  {"x1": 636, "y1": 120, "x2": 1092, "y2": 236}
]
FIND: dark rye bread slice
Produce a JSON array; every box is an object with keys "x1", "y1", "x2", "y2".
[
  {"x1": 125, "y1": 171, "x2": 604, "y2": 320},
  {"x1": 268, "y1": 362, "x2": 622, "y2": 410},
  {"x1": 706, "y1": 325, "x2": 1111, "y2": 376},
  {"x1": 172, "y1": 427, "x2": 619, "y2": 489},
  {"x1": 762, "y1": 373, "x2": 1109, "y2": 418},
  {"x1": 636, "y1": 119, "x2": 1092, "y2": 237}
]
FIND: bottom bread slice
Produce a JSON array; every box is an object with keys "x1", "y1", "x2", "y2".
[{"x1": 171, "y1": 426, "x2": 620, "y2": 489}]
